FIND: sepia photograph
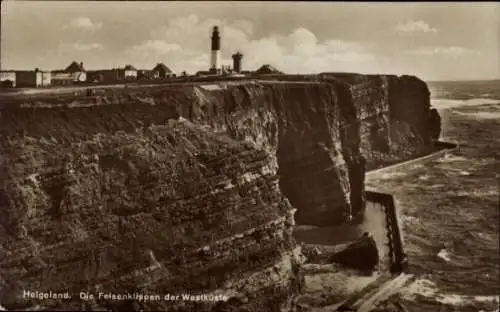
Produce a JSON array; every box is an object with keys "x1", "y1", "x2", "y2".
[{"x1": 0, "y1": 1, "x2": 499, "y2": 311}]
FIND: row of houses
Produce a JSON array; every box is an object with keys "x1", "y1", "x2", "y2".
[
  {"x1": 0, "y1": 61, "x2": 175, "y2": 88},
  {"x1": 194, "y1": 64, "x2": 282, "y2": 77},
  {"x1": 0, "y1": 62, "x2": 283, "y2": 89},
  {"x1": 87, "y1": 63, "x2": 175, "y2": 83}
]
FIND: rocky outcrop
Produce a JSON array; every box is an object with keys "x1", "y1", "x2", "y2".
[
  {"x1": 0, "y1": 116, "x2": 302, "y2": 311},
  {"x1": 331, "y1": 233, "x2": 379, "y2": 273},
  {"x1": 387, "y1": 75, "x2": 432, "y2": 145}
]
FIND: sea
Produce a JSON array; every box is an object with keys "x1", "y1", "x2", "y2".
[{"x1": 368, "y1": 80, "x2": 500, "y2": 312}]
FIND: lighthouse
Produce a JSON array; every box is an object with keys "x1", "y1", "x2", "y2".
[{"x1": 210, "y1": 26, "x2": 221, "y2": 73}]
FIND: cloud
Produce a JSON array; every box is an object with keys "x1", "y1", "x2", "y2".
[
  {"x1": 125, "y1": 40, "x2": 183, "y2": 61},
  {"x1": 66, "y1": 17, "x2": 102, "y2": 31},
  {"x1": 73, "y1": 42, "x2": 104, "y2": 51},
  {"x1": 404, "y1": 46, "x2": 480, "y2": 57},
  {"x1": 126, "y1": 14, "x2": 377, "y2": 74},
  {"x1": 232, "y1": 19, "x2": 254, "y2": 36},
  {"x1": 56, "y1": 42, "x2": 104, "y2": 55},
  {"x1": 394, "y1": 20, "x2": 437, "y2": 33}
]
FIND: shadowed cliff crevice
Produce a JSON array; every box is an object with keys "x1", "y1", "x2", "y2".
[
  {"x1": 271, "y1": 83, "x2": 354, "y2": 226},
  {"x1": 329, "y1": 79, "x2": 366, "y2": 224}
]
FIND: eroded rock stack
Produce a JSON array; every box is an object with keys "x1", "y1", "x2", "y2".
[{"x1": 387, "y1": 75, "x2": 432, "y2": 144}]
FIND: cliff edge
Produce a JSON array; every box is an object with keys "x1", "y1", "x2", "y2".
[{"x1": 0, "y1": 74, "x2": 441, "y2": 311}]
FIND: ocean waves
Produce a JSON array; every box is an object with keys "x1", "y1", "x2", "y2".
[
  {"x1": 452, "y1": 110, "x2": 500, "y2": 120},
  {"x1": 431, "y1": 98, "x2": 500, "y2": 110},
  {"x1": 387, "y1": 82, "x2": 500, "y2": 311},
  {"x1": 401, "y1": 278, "x2": 499, "y2": 309}
]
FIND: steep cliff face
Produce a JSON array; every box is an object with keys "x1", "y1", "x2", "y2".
[
  {"x1": 100, "y1": 82, "x2": 355, "y2": 226},
  {"x1": 1, "y1": 75, "x2": 439, "y2": 228},
  {"x1": 1, "y1": 82, "x2": 360, "y2": 231},
  {"x1": 186, "y1": 82, "x2": 359, "y2": 226},
  {"x1": 0, "y1": 115, "x2": 302, "y2": 311},
  {"x1": 320, "y1": 73, "x2": 440, "y2": 170},
  {"x1": 0, "y1": 75, "x2": 440, "y2": 310},
  {"x1": 387, "y1": 75, "x2": 432, "y2": 144}
]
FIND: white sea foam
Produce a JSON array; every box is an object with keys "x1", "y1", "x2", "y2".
[
  {"x1": 451, "y1": 189, "x2": 498, "y2": 198},
  {"x1": 200, "y1": 84, "x2": 223, "y2": 91},
  {"x1": 435, "y1": 153, "x2": 468, "y2": 163},
  {"x1": 473, "y1": 231, "x2": 498, "y2": 243},
  {"x1": 453, "y1": 111, "x2": 500, "y2": 120},
  {"x1": 475, "y1": 296, "x2": 500, "y2": 303},
  {"x1": 436, "y1": 293, "x2": 466, "y2": 305},
  {"x1": 402, "y1": 278, "x2": 437, "y2": 299},
  {"x1": 402, "y1": 278, "x2": 500, "y2": 307},
  {"x1": 418, "y1": 174, "x2": 430, "y2": 181},
  {"x1": 425, "y1": 184, "x2": 446, "y2": 189},
  {"x1": 401, "y1": 215, "x2": 420, "y2": 225},
  {"x1": 431, "y1": 98, "x2": 500, "y2": 110},
  {"x1": 377, "y1": 171, "x2": 408, "y2": 180},
  {"x1": 437, "y1": 249, "x2": 451, "y2": 262}
]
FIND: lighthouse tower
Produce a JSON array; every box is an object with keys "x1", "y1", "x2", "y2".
[{"x1": 210, "y1": 26, "x2": 221, "y2": 73}]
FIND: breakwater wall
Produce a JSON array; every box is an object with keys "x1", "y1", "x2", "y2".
[{"x1": 366, "y1": 140, "x2": 458, "y2": 178}]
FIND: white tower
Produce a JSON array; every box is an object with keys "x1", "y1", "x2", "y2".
[{"x1": 210, "y1": 26, "x2": 221, "y2": 73}]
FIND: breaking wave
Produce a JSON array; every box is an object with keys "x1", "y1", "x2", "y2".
[
  {"x1": 431, "y1": 98, "x2": 500, "y2": 110},
  {"x1": 434, "y1": 153, "x2": 468, "y2": 163},
  {"x1": 402, "y1": 279, "x2": 499, "y2": 308},
  {"x1": 437, "y1": 249, "x2": 451, "y2": 262},
  {"x1": 453, "y1": 110, "x2": 500, "y2": 120}
]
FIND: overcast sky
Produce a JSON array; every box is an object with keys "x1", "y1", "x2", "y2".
[{"x1": 1, "y1": 1, "x2": 499, "y2": 81}]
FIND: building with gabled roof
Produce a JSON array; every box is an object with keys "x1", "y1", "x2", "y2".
[
  {"x1": 65, "y1": 61, "x2": 86, "y2": 73},
  {"x1": 124, "y1": 65, "x2": 137, "y2": 71},
  {"x1": 152, "y1": 63, "x2": 175, "y2": 79},
  {"x1": 51, "y1": 61, "x2": 87, "y2": 84},
  {"x1": 123, "y1": 65, "x2": 138, "y2": 80}
]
